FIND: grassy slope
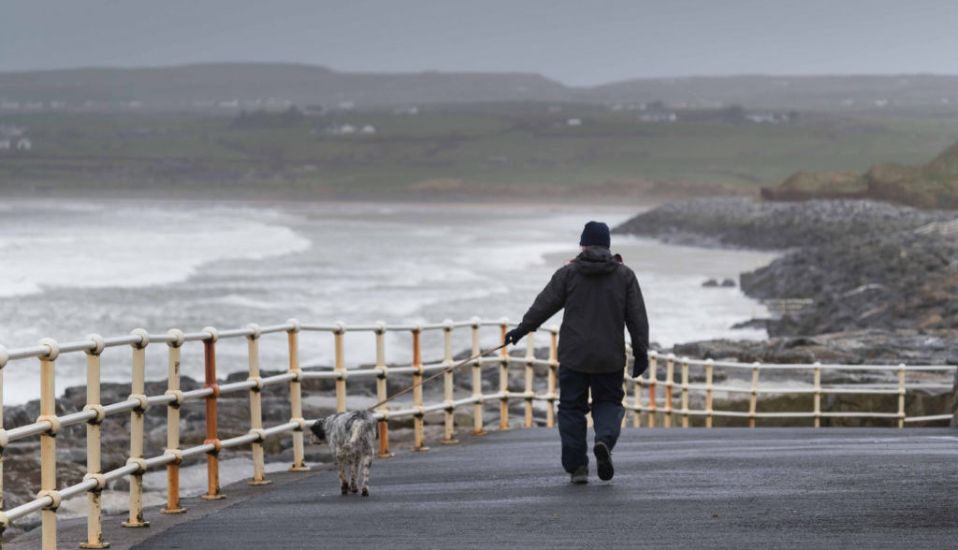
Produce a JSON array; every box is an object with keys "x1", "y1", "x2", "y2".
[
  {"x1": 764, "y1": 117, "x2": 958, "y2": 208},
  {"x1": 2, "y1": 108, "x2": 958, "y2": 199}
]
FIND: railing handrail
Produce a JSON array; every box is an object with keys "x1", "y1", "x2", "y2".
[
  {"x1": 0, "y1": 318, "x2": 548, "y2": 364},
  {"x1": 3, "y1": 325, "x2": 953, "y2": 371},
  {"x1": 0, "y1": 318, "x2": 954, "y2": 550}
]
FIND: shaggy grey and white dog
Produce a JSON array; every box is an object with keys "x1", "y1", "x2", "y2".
[{"x1": 310, "y1": 410, "x2": 376, "y2": 496}]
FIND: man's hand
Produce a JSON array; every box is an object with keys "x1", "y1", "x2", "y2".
[
  {"x1": 631, "y1": 353, "x2": 649, "y2": 379},
  {"x1": 504, "y1": 328, "x2": 527, "y2": 345}
]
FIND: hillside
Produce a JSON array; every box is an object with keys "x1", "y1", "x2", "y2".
[
  {"x1": 587, "y1": 74, "x2": 958, "y2": 112},
  {"x1": 4, "y1": 107, "x2": 958, "y2": 200},
  {"x1": 763, "y1": 141, "x2": 958, "y2": 209},
  {"x1": 3, "y1": 63, "x2": 958, "y2": 112},
  {"x1": 0, "y1": 63, "x2": 570, "y2": 110}
]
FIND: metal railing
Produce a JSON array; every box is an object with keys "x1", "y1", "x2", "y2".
[
  {"x1": 0, "y1": 319, "x2": 954, "y2": 549},
  {"x1": 630, "y1": 352, "x2": 956, "y2": 429}
]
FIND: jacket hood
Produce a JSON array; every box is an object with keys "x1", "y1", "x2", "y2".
[{"x1": 573, "y1": 247, "x2": 619, "y2": 276}]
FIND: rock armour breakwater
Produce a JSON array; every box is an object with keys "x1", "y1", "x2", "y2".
[{"x1": 615, "y1": 198, "x2": 958, "y2": 336}]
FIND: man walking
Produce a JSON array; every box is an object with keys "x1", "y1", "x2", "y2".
[{"x1": 505, "y1": 221, "x2": 649, "y2": 484}]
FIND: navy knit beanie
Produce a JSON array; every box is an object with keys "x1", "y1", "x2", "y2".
[{"x1": 579, "y1": 221, "x2": 610, "y2": 248}]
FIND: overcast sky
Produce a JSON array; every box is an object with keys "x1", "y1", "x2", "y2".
[{"x1": 2, "y1": 0, "x2": 957, "y2": 85}]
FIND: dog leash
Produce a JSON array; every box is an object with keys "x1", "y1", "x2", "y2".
[{"x1": 365, "y1": 343, "x2": 508, "y2": 411}]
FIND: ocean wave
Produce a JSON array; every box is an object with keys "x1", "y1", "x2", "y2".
[{"x1": 0, "y1": 204, "x2": 311, "y2": 297}]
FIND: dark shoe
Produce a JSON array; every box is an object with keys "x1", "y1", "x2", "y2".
[
  {"x1": 570, "y1": 465, "x2": 588, "y2": 484},
  {"x1": 594, "y1": 442, "x2": 614, "y2": 481}
]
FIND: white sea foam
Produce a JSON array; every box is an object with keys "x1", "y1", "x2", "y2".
[{"x1": 0, "y1": 205, "x2": 311, "y2": 297}]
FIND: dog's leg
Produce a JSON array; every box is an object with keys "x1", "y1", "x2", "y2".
[
  {"x1": 338, "y1": 460, "x2": 349, "y2": 495},
  {"x1": 349, "y1": 459, "x2": 360, "y2": 493},
  {"x1": 361, "y1": 455, "x2": 371, "y2": 497}
]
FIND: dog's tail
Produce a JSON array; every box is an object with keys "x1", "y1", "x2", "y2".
[{"x1": 348, "y1": 421, "x2": 365, "y2": 446}]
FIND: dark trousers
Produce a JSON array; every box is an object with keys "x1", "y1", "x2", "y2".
[{"x1": 557, "y1": 367, "x2": 625, "y2": 473}]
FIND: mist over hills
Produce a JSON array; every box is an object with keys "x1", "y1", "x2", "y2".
[{"x1": 2, "y1": 63, "x2": 958, "y2": 112}]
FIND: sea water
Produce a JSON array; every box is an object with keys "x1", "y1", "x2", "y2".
[{"x1": 0, "y1": 200, "x2": 776, "y2": 404}]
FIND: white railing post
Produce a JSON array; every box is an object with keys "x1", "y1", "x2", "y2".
[
  {"x1": 470, "y1": 318, "x2": 486, "y2": 435},
  {"x1": 633, "y1": 351, "x2": 651, "y2": 428},
  {"x1": 333, "y1": 321, "x2": 346, "y2": 414},
  {"x1": 288, "y1": 319, "x2": 309, "y2": 472},
  {"x1": 705, "y1": 359, "x2": 714, "y2": 429},
  {"x1": 647, "y1": 352, "x2": 658, "y2": 428},
  {"x1": 680, "y1": 357, "x2": 690, "y2": 428},
  {"x1": 749, "y1": 362, "x2": 761, "y2": 428},
  {"x1": 38, "y1": 338, "x2": 60, "y2": 550},
  {"x1": 813, "y1": 362, "x2": 822, "y2": 428},
  {"x1": 375, "y1": 322, "x2": 393, "y2": 457},
  {"x1": 498, "y1": 319, "x2": 511, "y2": 431},
  {"x1": 546, "y1": 326, "x2": 559, "y2": 428},
  {"x1": 246, "y1": 325, "x2": 271, "y2": 485},
  {"x1": 524, "y1": 331, "x2": 535, "y2": 428},
  {"x1": 162, "y1": 329, "x2": 187, "y2": 514},
  {"x1": 123, "y1": 329, "x2": 150, "y2": 528},
  {"x1": 412, "y1": 325, "x2": 428, "y2": 451},
  {"x1": 632, "y1": 352, "x2": 644, "y2": 428},
  {"x1": 442, "y1": 320, "x2": 459, "y2": 444},
  {"x1": 81, "y1": 335, "x2": 109, "y2": 548},
  {"x1": 897, "y1": 363, "x2": 906, "y2": 429},
  {"x1": 586, "y1": 387, "x2": 594, "y2": 429}
]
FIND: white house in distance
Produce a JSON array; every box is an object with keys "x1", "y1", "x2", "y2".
[
  {"x1": 324, "y1": 124, "x2": 378, "y2": 136},
  {"x1": 639, "y1": 112, "x2": 677, "y2": 123},
  {"x1": 325, "y1": 124, "x2": 356, "y2": 136},
  {"x1": 745, "y1": 112, "x2": 792, "y2": 124},
  {"x1": 566, "y1": 118, "x2": 582, "y2": 127},
  {"x1": 0, "y1": 125, "x2": 31, "y2": 152}
]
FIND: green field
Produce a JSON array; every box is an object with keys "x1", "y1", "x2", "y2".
[{"x1": 3, "y1": 105, "x2": 958, "y2": 200}]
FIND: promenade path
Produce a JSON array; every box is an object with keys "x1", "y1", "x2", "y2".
[{"x1": 14, "y1": 428, "x2": 958, "y2": 549}]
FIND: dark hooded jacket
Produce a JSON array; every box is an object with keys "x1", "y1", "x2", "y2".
[{"x1": 516, "y1": 247, "x2": 648, "y2": 373}]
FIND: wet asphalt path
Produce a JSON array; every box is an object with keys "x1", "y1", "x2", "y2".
[{"x1": 118, "y1": 428, "x2": 958, "y2": 549}]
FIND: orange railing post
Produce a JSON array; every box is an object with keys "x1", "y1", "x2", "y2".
[
  {"x1": 201, "y1": 327, "x2": 224, "y2": 500},
  {"x1": 664, "y1": 354, "x2": 675, "y2": 428},
  {"x1": 162, "y1": 329, "x2": 188, "y2": 513}
]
